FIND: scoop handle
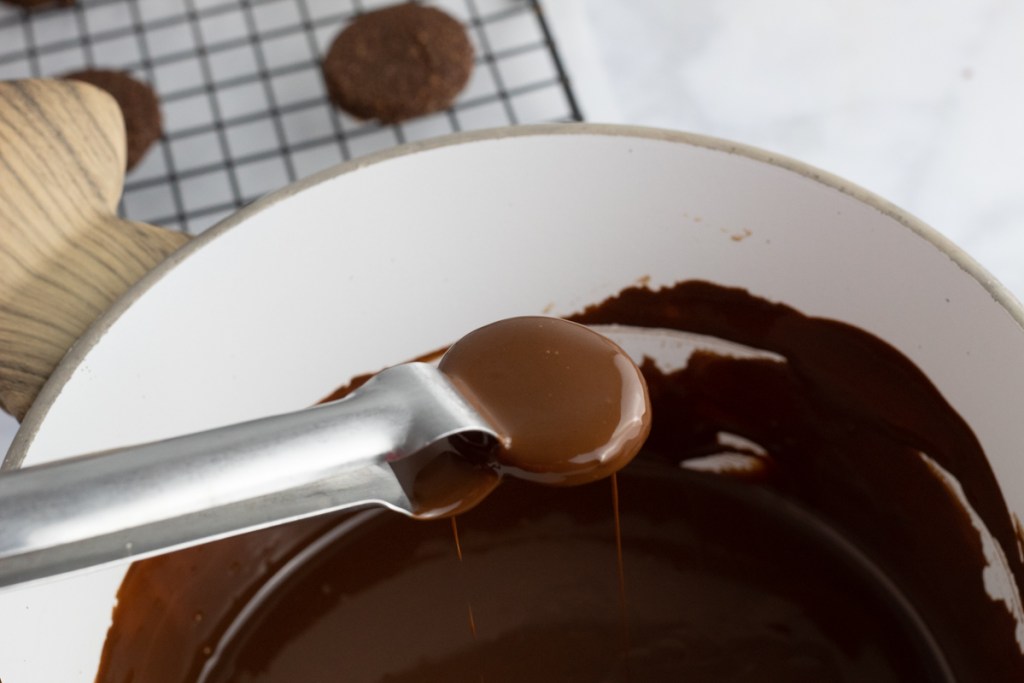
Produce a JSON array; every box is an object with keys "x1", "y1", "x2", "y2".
[
  {"x1": 0, "y1": 363, "x2": 499, "y2": 588},
  {"x1": 0, "y1": 79, "x2": 189, "y2": 421}
]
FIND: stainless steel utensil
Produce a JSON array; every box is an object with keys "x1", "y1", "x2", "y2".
[{"x1": 0, "y1": 363, "x2": 498, "y2": 588}]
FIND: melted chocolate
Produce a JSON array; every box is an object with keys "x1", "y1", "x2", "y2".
[
  {"x1": 390, "y1": 440, "x2": 500, "y2": 520},
  {"x1": 572, "y1": 281, "x2": 1024, "y2": 680},
  {"x1": 438, "y1": 316, "x2": 651, "y2": 485},
  {"x1": 195, "y1": 468, "x2": 950, "y2": 682},
  {"x1": 95, "y1": 281, "x2": 1024, "y2": 682},
  {"x1": 369, "y1": 316, "x2": 651, "y2": 519}
]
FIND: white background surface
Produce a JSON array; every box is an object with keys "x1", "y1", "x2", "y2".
[
  {"x1": 3, "y1": 0, "x2": 1022, "y2": 453},
  {"x1": 547, "y1": 0, "x2": 1024, "y2": 299}
]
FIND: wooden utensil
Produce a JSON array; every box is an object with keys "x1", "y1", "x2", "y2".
[{"x1": 0, "y1": 79, "x2": 188, "y2": 420}]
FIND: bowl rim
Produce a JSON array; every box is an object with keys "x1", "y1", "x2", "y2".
[{"x1": 6, "y1": 122, "x2": 1022, "y2": 469}]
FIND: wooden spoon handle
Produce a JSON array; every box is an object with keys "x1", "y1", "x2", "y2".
[{"x1": 0, "y1": 79, "x2": 189, "y2": 421}]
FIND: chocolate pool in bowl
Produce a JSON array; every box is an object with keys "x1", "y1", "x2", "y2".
[
  {"x1": 91, "y1": 282, "x2": 1013, "y2": 681},
  {"x1": 2, "y1": 126, "x2": 1024, "y2": 682}
]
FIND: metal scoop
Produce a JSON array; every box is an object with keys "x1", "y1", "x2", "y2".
[{"x1": 0, "y1": 363, "x2": 499, "y2": 588}]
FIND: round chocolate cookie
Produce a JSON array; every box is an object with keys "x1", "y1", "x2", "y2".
[
  {"x1": 64, "y1": 69, "x2": 161, "y2": 171},
  {"x1": 322, "y1": 3, "x2": 474, "y2": 123}
]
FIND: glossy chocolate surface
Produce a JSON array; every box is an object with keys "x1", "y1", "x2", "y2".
[{"x1": 439, "y1": 316, "x2": 651, "y2": 486}]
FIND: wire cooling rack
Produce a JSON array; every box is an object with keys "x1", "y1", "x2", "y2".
[{"x1": 0, "y1": 0, "x2": 581, "y2": 233}]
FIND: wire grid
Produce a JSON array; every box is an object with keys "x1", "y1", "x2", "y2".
[{"x1": 0, "y1": 0, "x2": 581, "y2": 234}]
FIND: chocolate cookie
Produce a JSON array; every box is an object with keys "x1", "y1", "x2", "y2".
[
  {"x1": 64, "y1": 69, "x2": 161, "y2": 171},
  {"x1": 322, "y1": 3, "x2": 474, "y2": 123}
]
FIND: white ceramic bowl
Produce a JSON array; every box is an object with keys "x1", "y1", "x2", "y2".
[{"x1": 3, "y1": 125, "x2": 1024, "y2": 680}]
